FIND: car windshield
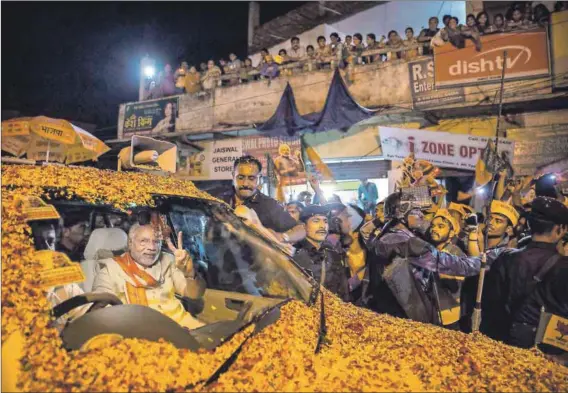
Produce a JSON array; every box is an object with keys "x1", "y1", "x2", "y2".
[{"x1": 168, "y1": 199, "x2": 313, "y2": 304}]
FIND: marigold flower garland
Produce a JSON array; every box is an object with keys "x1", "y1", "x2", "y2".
[{"x1": 2, "y1": 164, "x2": 568, "y2": 392}]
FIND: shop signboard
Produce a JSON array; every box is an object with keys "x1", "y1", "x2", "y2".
[
  {"x1": 179, "y1": 139, "x2": 243, "y2": 181},
  {"x1": 122, "y1": 97, "x2": 179, "y2": 138},
  {"x1": 551, "y1": 10, "x2": 568, "y2": 89},
  {"x1": 408, "y1": 59, "x2": 465, "y2": 109},
  {"x1": 507, "y1": 124, "x2": 568, "y2": 176},
  {"x1": 379, "y1": 127, "x2": 514, "y2": 171},
  {"x1": 434, "y1": 29, "x2": 550, "y2": 88},
  {"x1": 178, "y1": 135, "x2": 306, "y2": 185}
]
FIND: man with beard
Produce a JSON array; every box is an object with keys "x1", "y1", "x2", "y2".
[
  {"x1": 429, "y1": 209, "x2": 466, "y2": 328},
  {"x1": 273, "y1": 143, "x2": 304, "y2": 178},
  {"x1": 294, "y1": 205, "x2": 350, "y2": 301},
  {"x1": 93, "y1": 224, "x2": 206, "y2": 329},
  {"x1": 361, "y1": 190, "x2": 498, "y2": 325},
  {"x1": 458, "y1": 200, "x2": 519, "y2": 332},
  {"x1": 216, "y1": 155, "x2": 306, "y2": 244},
  {"x1": 430, "y1": 209, "x2": 464, "y2": 256}
]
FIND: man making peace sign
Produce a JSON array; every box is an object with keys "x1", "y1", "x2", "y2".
[{"x1": 93, "y1": 223, "x2": 206, "y2": 329}]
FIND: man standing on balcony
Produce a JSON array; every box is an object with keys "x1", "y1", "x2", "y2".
[
  {"x1": 418, "y1": 16, "x2": 440, "y2": 55},
  {"x1": 159, "y1": 64, "x2": 176, "y2": 97},
  {"x1": 288, "y1": 36, "x2": 305, "y2": 62},
  {"x1": 215, "y1": 155, "x2": 306, "y2": 244}
]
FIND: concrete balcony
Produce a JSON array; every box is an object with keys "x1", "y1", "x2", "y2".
[{"x1": 116, "y1": 31, "x2": 566, "y2": 141}]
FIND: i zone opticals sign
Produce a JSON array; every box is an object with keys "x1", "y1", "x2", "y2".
[
  {"x1": 379, "y1": 127, "x2": 515, "y2": 171},
  {"x1": 434, "y1": 29, "x2": 550, "y2": 88}
]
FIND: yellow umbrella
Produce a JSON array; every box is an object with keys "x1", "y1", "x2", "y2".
[{"x1": 1, "y1": 116, "x2": 110, "y2": 164}]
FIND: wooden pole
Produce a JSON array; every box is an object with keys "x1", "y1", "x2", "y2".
[{"x1": 471, "y1": 50, "x2": 508, "y2": 333}]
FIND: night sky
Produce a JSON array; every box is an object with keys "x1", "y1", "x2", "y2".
[{"x1": 2, "y1": 1, "x2": 304, "y2": 129}]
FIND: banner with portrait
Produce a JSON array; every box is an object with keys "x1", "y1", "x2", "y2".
[
  {"x1": 177, "y1": 135, "x2": 306, "y2": 185},
  {"x1": 122, "y1": 97, "x2": 179, "y2": 138},
  {"x1": 243, "y1": 135, "x2": 306, "y2": 186}
]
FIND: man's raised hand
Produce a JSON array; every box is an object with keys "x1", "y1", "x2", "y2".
[{"x1": 166, "y1": 231, "x2": 194, "y2": 277}]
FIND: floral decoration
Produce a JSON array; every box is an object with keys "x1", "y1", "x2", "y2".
[{"x1": 2, "y1": 164, "x2": 567, "y2": 392}]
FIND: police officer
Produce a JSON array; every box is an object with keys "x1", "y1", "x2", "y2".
[
  {"x1": 480, "y1": 196, "x2": 568, "y2": 348},
  {"x1": 294, "y1": 205, "x2": 350, "y2": 301}
]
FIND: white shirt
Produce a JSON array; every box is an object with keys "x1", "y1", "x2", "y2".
[
  {"x1": 92, "y1": 252, "x2": 205, "y2": 329},
  {"x1": 289, "y1": 46, "x2": 306, "y2": 60}
]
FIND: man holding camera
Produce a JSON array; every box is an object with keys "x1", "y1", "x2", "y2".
[{"x1": 361, "y1": 189, "x2": 499, "y2": 325}]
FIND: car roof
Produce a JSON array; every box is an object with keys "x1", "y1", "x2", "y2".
[{"x1": 1, "y1": 164, "x2": 225, "y2": 210}]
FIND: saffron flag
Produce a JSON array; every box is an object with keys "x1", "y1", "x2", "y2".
[
  {"x1": 300, "y1": 135, "x2": 335, "y2": 182},
  {"x1": 475, "y1": 139, "x2": 513, "y2": 187}
]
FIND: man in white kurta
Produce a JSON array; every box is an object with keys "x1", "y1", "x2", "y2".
[{"x1": 92, "y1": 224, "x2": 205, "y2": 329}]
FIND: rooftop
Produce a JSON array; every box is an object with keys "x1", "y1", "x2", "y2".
[{"x1": 249, "y1": 1, "x2": 386, "y2": 54}]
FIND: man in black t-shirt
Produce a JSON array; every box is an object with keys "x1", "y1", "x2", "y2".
[
  {"x1": 215, "y1": 155, "x2": 306, "y2": 244},
  {"x1": 418, "y1": 16, "x2": 440, "y2": 56}
]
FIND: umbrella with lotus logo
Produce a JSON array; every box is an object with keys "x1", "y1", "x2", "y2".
[{"x1": 1, "y1": 116, "x2": 110, "y2": 164}]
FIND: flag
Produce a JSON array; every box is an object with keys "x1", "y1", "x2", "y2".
[
  {"x1": 475, "y1": 139, "x2": 513, "y2": 187},
  {"x1": 300, "y1": 135, "x2": 335, "y2": 182}
]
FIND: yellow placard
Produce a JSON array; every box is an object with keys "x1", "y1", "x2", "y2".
[
  {"x1": 39, "y1": 265, "x2": 86, "y2": 289},
  {"x1": 1, "y1": 119, "x2": 31, "y2": 137},
  {"x1": 20, "y1": 196, "x2": 61, "y2": 221},
  {"x1": 35, "y1": 250, "x2": 72, "y2": 270},
  {"x1": 2, "y1": 135, "x2": 30, "y2": 157},
  {"x1": 542, "y1": 315, "x2": 568, "y2": 351},
  {"x1": 65, "y1": 146, "x2": 94, "y2": 164}
]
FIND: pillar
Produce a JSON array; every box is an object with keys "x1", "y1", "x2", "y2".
[{"x1": 248, "y1": 2, "x2": 260, "y2": 49}]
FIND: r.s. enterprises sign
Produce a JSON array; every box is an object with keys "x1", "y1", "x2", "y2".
[{"x1": 434, "y1": 29, "x2": 550, "y2": 88}]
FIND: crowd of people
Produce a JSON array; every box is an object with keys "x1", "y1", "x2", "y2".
[
  {"x1": 31, "y1": 152, "x2": 568, "y2": 365},
  {"x1": 219, "y1": 154, "x2": 568, "y2": 365},
  {"x1": 144, "y1": 1, "x2": 566, "y2": 100}
]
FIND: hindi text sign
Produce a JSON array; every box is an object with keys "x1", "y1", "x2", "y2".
[{"x1": 122, "y1": 97, "x2": 179, "y2": 138}]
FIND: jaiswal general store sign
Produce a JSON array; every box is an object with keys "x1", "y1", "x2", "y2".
[
  {"x1": 379, "y1": 127, "x2": 514, "y2": 171},
  {"x1": 434, "y1": 29, "x2": 550, "y2": 88}
]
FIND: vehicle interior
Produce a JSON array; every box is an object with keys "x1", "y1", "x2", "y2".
[{"x1": 29, "y1": 193, "x2": 315, "y2": 351}]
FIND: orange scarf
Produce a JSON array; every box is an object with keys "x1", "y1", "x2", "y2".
[{"x1": 113, "y1": 253, "x2": 159, "y2": 288}]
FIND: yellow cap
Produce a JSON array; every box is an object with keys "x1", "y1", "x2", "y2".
[
  {"x1": 433, "y1": 208, "x2": 460, "y2": 233},
  {"x1": 490, "y1": 200, "x2": 520, "y2": 227},
  {"x1": 448, "y1": 202, "x2": 475, "y2": 218}
]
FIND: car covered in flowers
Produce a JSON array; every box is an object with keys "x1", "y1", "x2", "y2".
[{"x1": 2, "y1": 164, "x2": 568, "y2": 392}]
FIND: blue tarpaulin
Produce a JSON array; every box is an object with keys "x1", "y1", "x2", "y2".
[
  {"x1": 257, "y1": 69, "x2": 377, "y2": 136},
  {"x1": 256, "y1": 83, "x2": 313, "y2": 136}
]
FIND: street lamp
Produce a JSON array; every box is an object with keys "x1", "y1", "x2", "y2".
[
  {"x1": 144, "y1": 66, "x2": 155, "y2": 79},
  {"x1": 140, "y1": 55, "x2": 156, "y2": 101}
]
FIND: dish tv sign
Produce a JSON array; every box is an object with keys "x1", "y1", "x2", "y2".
[{"x1": 434, "y1": 29, "x2": 550, "y2": 88}]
